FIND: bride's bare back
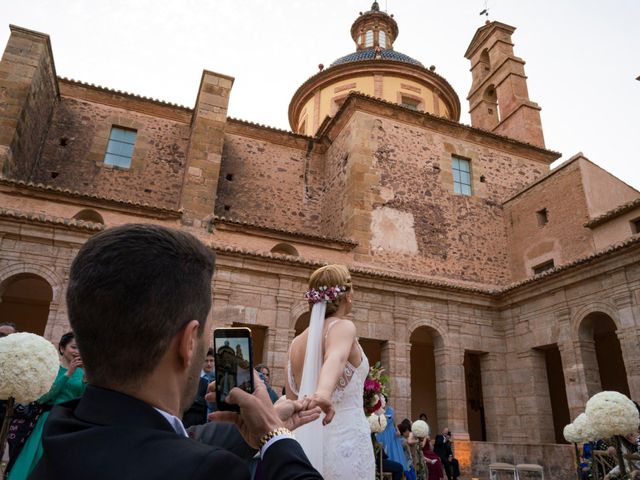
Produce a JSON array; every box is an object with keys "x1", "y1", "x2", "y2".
[{"x1": 286, "y1": 317, "x2": 361, "y2": 401}]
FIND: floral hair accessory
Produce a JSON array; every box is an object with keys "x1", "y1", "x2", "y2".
[{"x1": 304, "y1": 285, "x2": 348, "y2": 304}]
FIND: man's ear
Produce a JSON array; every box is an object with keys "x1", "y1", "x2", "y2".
[{"x1": 176, "y1": 320, "x2": 201, "y2": 368}]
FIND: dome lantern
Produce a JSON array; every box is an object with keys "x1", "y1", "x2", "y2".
[{"x1": 350, "y1": 1, "x2": 399, "y2": 51}]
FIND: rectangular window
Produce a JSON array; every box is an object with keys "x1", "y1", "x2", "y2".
[
  {"x1": 532, "y1": 259, "x2": 555, "y2": 275},
  {"x1": 401, "y1": 96, "x2": 420, "y2": 111},
  {"x1": 631, "y1": 218, "x2": 640, "y2": 234},
  {"x1": 378, "y1": 30, "x2": 387, "y2": 48},
  {"x1": 537, "y1": 208, "x2": 549, "y2": 227},
  {"x1": 452, "y1": 156, "x2": 472, "y2": 196},
  {"x1": 104, "y1": 126, "x2": 137, "y2": 168}
]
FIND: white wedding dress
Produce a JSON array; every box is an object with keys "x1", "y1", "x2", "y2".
[{"x1": 288, "y1": 320, "x2": 376, "y2": 479}]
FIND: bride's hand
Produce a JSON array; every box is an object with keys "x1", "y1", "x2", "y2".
[
  {"x1": 274, "y1": 397, "x2": 322, "y2": 431},
  {"x1": 304, "y1": 392, "x2": 335, "y2": 425}
]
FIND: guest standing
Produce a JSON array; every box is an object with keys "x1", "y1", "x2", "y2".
[
  {"x1": 8, "y1": 332, "x2": 86, "y2": 479},
  {"x1": 376, "y1": 402, "x2": 407, "y2": 468},
  {"x1": 434, "y1": 428, "x2": 460, "y2": 480}
]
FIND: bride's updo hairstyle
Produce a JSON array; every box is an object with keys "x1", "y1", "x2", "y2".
[{"x1": 308, "y1": 264, "x2": 352, "y2": 318}]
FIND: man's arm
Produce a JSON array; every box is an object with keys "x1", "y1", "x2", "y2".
[{"x1": 261, "y1": 438, "x2": 322, "y2": 480}]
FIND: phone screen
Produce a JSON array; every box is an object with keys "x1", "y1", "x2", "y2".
[{"x1": 214, "y1": 328, "x2": 254, "y2": 411}]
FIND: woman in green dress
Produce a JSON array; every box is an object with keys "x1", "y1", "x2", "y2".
[{"x1": 8, "y1": 332, "x2": 86, "y2": 479}]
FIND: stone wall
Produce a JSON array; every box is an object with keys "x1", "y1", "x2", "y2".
[
  {"x1": 34, "y1": 96, "x2": 190, "y2": 209},
  {"x1": 216, "y1": 130, "x2": 324, "y2": 234},
  {"x1": 0, "y1": 26, "x2": 57, "y2": 179},
  {"x1": 355, "y1": 112, "x2": 546, "y2": 285},
  {"x1": 504, "y1": 159, "x2": 595, "y2": 281}
]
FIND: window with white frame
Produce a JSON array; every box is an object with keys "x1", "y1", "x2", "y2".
[
  {"x1": 104, "y1": 126, "x2": 137, "y2": 168},
  {"x1": 452, "y1": 156, "x2": 472, "y2": 195},
  {"x1": 365, "y1": 30, "x2": 374, "y2": 48},
  {"x1": 378, "y1": 30, "x2": 387, "y2": 48}
]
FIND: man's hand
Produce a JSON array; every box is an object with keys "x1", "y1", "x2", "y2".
[
  {"x1": 66, "y1": 356, "x2": 83, "y2": 377},
  {"x1": 208, "y1": 372, "x2": 320, "y2": 449},
  {"x1": 274, "y1": 397, "x2": 322, "y2": 431}
]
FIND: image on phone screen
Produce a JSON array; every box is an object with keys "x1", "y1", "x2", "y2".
[{"x1": 214, "y1": 335, "x2": 252, "y2": 406}]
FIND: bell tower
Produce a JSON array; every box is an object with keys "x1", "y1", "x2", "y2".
[{"x1": 465, "y1": 21, "x2": 545, "y2": 148}]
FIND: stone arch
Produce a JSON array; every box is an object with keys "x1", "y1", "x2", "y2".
[
  {"x1": 479, "y1": 48, "x2": 490, "y2": 72},
  {"x1": 289, "y1": 300, "x2": 310, "y2": 331},
  {"x1": 72, "y1": 209, "x2": 104, "y2": 224},
  {"x1": 571, "y1": 302, "x2": 621, "y2": 340},
  {"x1": 270, "y1": 243, "x2": 299, "y2": 257},
  {"x1": 0, "y1": 272, "x2": 53, "y2": 335},
  {"x1": 573, "y1": 304, "x2": 630, "y2": 397},
  {"x1": 483, "y1": 84, "x2": 500, "y2": 124},
  {"x1": 407, "y1": 318, "x2": 448, "y2": 347}
]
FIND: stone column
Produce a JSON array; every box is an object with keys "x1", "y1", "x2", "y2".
[
  {"x1": 180, "y1": 70, "x2": 234, "y2": 226},
  {"x1": 267, "y1": 296, "x2": 295, "y2": 390},
  {"x1": 573, "y1": 339, "x2": 602, "y2": 397},
  {"x1": 511, "y1": 349, "x2": 555, "y2": 443},
  {"x1": 558, "y1": 340, "x2": 591, "y2": 421},
  {"x1": 390, "y1": 314, "x2": 411, "y2": 422},
  {"x1": 480, "y1": 352, "x2": 510, "y2": 441},
  {"x1": 617, "y1": 328, "x2": 640, "y2": 400},
  {"x1": 434, "y1": 345, "x2": 469, "y2": 440}
]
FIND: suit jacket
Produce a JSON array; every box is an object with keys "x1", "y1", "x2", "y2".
[
  {"x1": 182, "y1": 376, "x2": 209, "y2": 428},
  {"x1": 187, "y1": 421, "x2": 257, "y2": 461},
  {"x1": 433, "y1": 435, "x2": 452, "y2": 460},
  {"x1": 31, "y1": 385, "x2": 322, "y2": 480}
]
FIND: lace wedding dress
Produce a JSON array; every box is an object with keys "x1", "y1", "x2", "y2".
[{"x1": 288, "y1": 321, "x2": 375, "y2": 479}]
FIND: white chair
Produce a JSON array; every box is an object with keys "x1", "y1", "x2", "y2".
[
  {"x1": 516, "y1": 463, "x2": 544, "y2": 479},
  {"x1": 489, "y1": 462, "x2": 518, "y2": 480}
]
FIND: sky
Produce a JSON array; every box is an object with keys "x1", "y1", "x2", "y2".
[{"x1": 2, "y1": 0, "x2": 639, "y2": 190}]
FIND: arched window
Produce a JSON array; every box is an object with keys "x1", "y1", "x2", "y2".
[
  {"x1": 365, "y1": 30, "x2": 374, "y2": 48},
  {"x1": 483, "y1": 85, "x2": 500, "y2": 123},
  {"x1": 479, "y1": 48, "x2": 490, "y2": 72},
  {"x1": 72, "y1": 209, "x2": 104, "y2": 224},
  {"x1": 378, "y1": 30, "x2": 387, "y2": 48},
  {"x1": 270, "y1": 243, "x2": 299, "y2": 257}
]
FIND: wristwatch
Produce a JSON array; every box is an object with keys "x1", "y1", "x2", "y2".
[{"x1": 259, "y1": 427, "x2": 293, "y2": 448}]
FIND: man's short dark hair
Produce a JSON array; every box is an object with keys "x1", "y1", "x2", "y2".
[
  {"x1": 206, "y1": 348, "x2": 215, "y2": 357},
  {"x1": 255, "y1": 364, "x2": 269, "y2": 375},
  {"x1": 67, "y1": 224, "x2": 215, "y2": 388},
  {"x1": 0, "y1": 322, "x2": 17, "y2": 329}
]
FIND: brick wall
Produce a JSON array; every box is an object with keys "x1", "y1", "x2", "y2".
[
  {"x1": 33, "y1": 96, "x2": 190, "y2": 209},
  {"x1": 504, "y1": 160, "x2": 595, "y2": 281}
]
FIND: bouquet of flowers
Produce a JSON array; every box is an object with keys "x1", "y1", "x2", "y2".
[{"x1": 363, "y1": 361, "x2": 390, "y2": 433}]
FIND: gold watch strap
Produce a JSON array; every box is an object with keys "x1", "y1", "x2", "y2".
[{"x1": 258, "y1": 427, "x2": 293, "y2": 449}]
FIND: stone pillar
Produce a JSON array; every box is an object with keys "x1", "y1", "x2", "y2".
[
  {"x1": 574, "y1": 339, "x2": 602, "y2": 397},
  {"x1": 390, "y1": 313, "x2": 411, "y2": 422},
  {"x1": 0, "y1": 26, "x2": 58, "y2": 178},
  {"x1": 558, "y1": 340, "x2": 591, "y2": 421},
  {"x1": 480, "y1": 352, "x2": 510, "y2": 441},
  {"x1": 434, "y1": 345, "x2": 469, "y2": 440},
  {"x1": 617, "y1": 328, "x2": 640, "y2": 400},
  {"x1": 267, "y1": 296, "x2": 295, "y2": 390},
  {"x1": 180, "y1": 70, "x2": 234, "y2": 225},
  {"x1": 511, "y1": 349, "x2": 555, "y2": 443}
]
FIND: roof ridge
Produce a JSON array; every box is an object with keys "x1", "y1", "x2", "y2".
[
  {"x1": 0, "y1": 207, "x2": 104, "y2": 232},
  {"x1": 584, "y1": 197, "x2": 640, "y2": 228},
  {"x1": 59, "y1": 77, "x2": 192, "y2": 111}
]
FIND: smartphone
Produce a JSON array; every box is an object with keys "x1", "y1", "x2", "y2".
[{"x1": 214, "y1": 327, "x2": 254, "y2": 412}]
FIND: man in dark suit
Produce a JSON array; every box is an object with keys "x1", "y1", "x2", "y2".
[
  {"x1": 31, "y1": 224, "x2": 322, "y2": 480},
  {"x1": 434, "y1": 428, "x2": 460, "y2": 480}
]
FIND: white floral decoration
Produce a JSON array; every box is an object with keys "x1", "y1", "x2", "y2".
[
  {"x1": 585, "y1": 391, "x2": 639, "y2": 439},
  {"x1": 563, "y1": 423, "x2": 581, "y2": 443},
  {"x1": 368, "y1": 413, "x2": 387, "y2": 433},
  {"x1": 0, "y1": 332, "x2": 60, "y2": 403},
  {"x1": 411, "y1": 419, "x2": 430, "y2": 439},
  {"x1": 572, "y1": 413, "x2": 597, "y2": 442}
]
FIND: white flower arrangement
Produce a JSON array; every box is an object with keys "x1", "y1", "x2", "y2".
[
  {"x1": 585, "y1": 391, "x2": 639, "y2": 439},
  {"x1": 411, "y1": 419, "x2": 429, "y2": 439},
  {"x1": 0, "y1": 332, "x2": 60, "y2": 403},
  {"x1": 563, "y1": 423, "x2": 581, "y2": 443},
  {"x1": 368, "y1": 413, "x2": 387, "y2": 433},
  {"x1": 572, "y1": 413, "x2": 597, "y2": 443}
]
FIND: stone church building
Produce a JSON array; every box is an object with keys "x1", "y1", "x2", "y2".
[{"x1": 1, "y1": 3, "x2": 638, "y2": 477}]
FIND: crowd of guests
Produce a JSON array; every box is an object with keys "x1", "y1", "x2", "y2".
[{"x1": 374, "y1": 406, "x2": 459, "y2": 480}]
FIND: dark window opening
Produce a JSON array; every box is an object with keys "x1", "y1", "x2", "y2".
[
  {"x1": 536, "y1": 208, "x2": 548, "y2": 226},
  {"x1": 59, "y1": 137, "x2": 68, "y2": 147},
  {"x1": 631, "y1": 217, "x2": 640, "y2": 234},
  {"x1": 50, "y1": 171, "x2": 59, "y2": 179},
  {"x1": 223, "y1": 205, "x2": 231, "y2": 212},
  {"x1": 226, "y1": 173, "x2": 234, "y2": 181},
  {"x1": 533, "y1": 259, "x2": 555, "y2": 275}
]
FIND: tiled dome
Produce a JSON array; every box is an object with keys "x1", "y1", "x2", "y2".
[{"x1": 331, "y1": 48, "x2": 423, "y2": 67}]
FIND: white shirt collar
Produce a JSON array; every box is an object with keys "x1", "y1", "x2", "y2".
[{"x1": 153, "y1": 407, "x2": 188, "y2": 437}]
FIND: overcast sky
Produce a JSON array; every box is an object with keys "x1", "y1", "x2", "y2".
[{"x1": 2, "y1": 0, "x2": 639, "y2": 189}]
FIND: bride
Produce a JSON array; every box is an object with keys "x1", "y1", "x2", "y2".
[{"x1": 286, "y1": 264, "x2": 375, "y2": 478}]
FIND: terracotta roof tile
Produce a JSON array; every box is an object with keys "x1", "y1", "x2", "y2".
[
  {"x1": 584, "y1": 197, "x2": 640, "y2": 228},
  {"x1": 0, "y1": 177, "x2": 182, "y2": 216},
  {"x1": 0, "y1": 207, "x2": 104, "y2": 232}
]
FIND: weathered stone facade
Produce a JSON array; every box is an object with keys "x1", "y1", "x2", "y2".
[{"x1": 0, "y1": 16, "x2": 639, "y2": 480}]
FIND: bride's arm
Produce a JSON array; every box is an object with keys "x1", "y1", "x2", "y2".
[{"x1": 309, "y1": 319, "x2": 356, "y2": 423}]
